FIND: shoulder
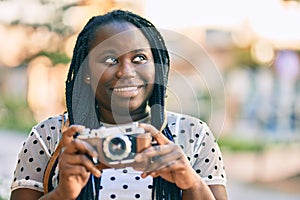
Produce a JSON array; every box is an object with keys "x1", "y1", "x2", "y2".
[
  {"x1": 31, "y1": 113, "x2": 68, "y2": 153},
  {"x1": 34, "y1": 113, "x2": 67, "y2": 132},
  {"x1": 166, "y1": 111, "x2": 207, "y2": 131}
]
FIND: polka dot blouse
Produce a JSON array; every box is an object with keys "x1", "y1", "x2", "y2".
[{"x1": 11, "y1": 111, "x2": 226, "y2": 199}]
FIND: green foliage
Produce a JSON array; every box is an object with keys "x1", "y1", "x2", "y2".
[
  {"x1": 34, "y1": 51, "x2": 70, "y2": 65},
  {"x1": 218, "y1": 136, "x2": 265, "y2": 152},
  {"x1": 0, "y1": 97, "x2": 36, "y2": 133}
]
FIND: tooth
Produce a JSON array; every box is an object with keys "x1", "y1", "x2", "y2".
[{"x1": 113, "y1": 87, "x2": 137, "y2": 92}]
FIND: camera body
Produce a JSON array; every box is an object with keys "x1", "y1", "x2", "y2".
[{"x1": 77, "y1": 122, "x2": 151, "y2": 168}]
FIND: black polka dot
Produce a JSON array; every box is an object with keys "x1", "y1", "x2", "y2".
[
  {"x1": 206, "y1": 132, "x2": 209, "y2": 136},
  {"x1": 48, "y1": 117, "x2": 52, "y2": 120},
  {"x1": 214, "y1": 166, "x2": 218, "y2": 170},
  {"x1": 50, "y1": 126, "x2": 55, "y2": 130},
  {"x1": 25, "y1": 176, "x2": 30, "y2": 180},
  {"x1": 110, "y1": 176, "x2": 116, "y2": 181},
  {"x1": 205, "y1": 158, "x2": 210, "y2": 163},
  {"x1": 20, "y1": 167, "x2": 24, "y2": 172},
  {"x1": 46, "y1": 136, "x2": 51, "y2": 141},
  {"x1": 34, "y1": 184, "x2": 39, "y2": 188},
  {"x1": 171, "y1": 122, "x2": 176, "y2": 125},
  {"x1": 18, "y1": 159, "x2": 20, "y2": 164},
  {"x1": 221, "y1": 174, "x2": 224, "y2": 178},
  {"x1": 99, "y1": 185, "x2": 103, "y2": 190},
  {"x1": 189, "y1": 139, "x2": 194, "y2": 143},
  {"x1": 110, "y1": 194, "x2": 116, "y2": 199},
  {"x1": 123, "y1": 185, "x2": 128, "y2": 189},
  {"x1": 29, "y1": 158, "x2": 34, "y2": 162},
  {"x1": 58, "y1": 119, "x2": 62, "y2": 122},
  {"x1": 180, "y1": 145, "x2": 184, "y2": 149},
  {"x1": 199, "y1": 121, "x2": 203, "y2": 124},
  {"x1": 123, "y1": 169, "x2": 128, "y2": 173},
  {"x1": 194, "y1": 154, "x2": 198, "y2": 158},
  {"x1": 13, "y1": 177, "x2": 17, "y2": 182},
  {"x1": 33, "y1": 140, "x2": 38, "y2": 144},
  {"x1": 190, "y1": 123, "x2": 195, "y2": 126},
  {"x1": 135, "y1": 194, "x2": 141, "y2": 198},
  {"x1": 195, "y1": 133, "x2": 200, "y2": 138},
  {"x1": 39, "y1": 150, "x2": 45, "y2": 155},
  {"x1": 24, "y1": 149, "x2": 27, "y2": 153},
  {"x1": 180, "y1": 130, "x2": 185, "y2": 134},
  {"x1": 212, "y1": 148, "x2": 215, "y2": 153},
  {"x1": 40, "y1": 124, "x2": 45, "y2": 128},
  {"x1": 219, "y1": 157, "x2": 222, "y2": 161},
  {"x1": 208, "y1": 175, "x2": 213, "y2": 179},
  {"x1": 36, "y1": 167, "x2": 41, "y2": 172},
  {"x1": 201, "y1": 142, "x2": 206, "y2": 146},
  {"x1": 148, "y1": 185, "x2": 153, "y2": 189},
  {"x1": 135, "y1": 176, "x2": 140, "y2": 180},
  {"x1": 172, "y1": 134, "x2": 177, "y2": 138},
  {"x1": 30, "y1": 132, "x2": 34, "y2": 136},
  {"x1": 23, "y1": 142, "x2": 26, "y2": 146},
  {"x1": 187, "y1": 157, "x2": 191, "y2": 161},
  {"x1": 180, "y1": 117, "x2": 185, "y2": 120},
  {"x1": 48, "y1": 149, "x2": 51, "y2": 154},
  {"x1": 196, "y1": 169, "x2": 201, "y2": 174}
]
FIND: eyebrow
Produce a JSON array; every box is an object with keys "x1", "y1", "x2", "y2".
[
  {"x1": 94, "y1": 48, "x2": 150, "y2": 57},
  {"x1": 131, "y1": 48, "x2": 150, "y2": 53}
]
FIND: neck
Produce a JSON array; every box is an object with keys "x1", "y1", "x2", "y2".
[{"x1": 98, "y1": 106, "x2": 149, "y2": 124}]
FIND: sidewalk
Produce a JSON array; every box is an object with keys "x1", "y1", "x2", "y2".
[
  {"x1": 0, "y1": 129, "x2": 27, "y2": 199},
  {"x1": 1, "y1": 129, "x2": 300, "y2": 200}
]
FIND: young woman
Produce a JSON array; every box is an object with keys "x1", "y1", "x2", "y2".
[{"x1": 10, "y1": 10, "x2": 227, "y2": 200}]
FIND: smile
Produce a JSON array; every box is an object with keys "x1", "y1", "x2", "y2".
[
  {"x1": 113, "y1": 86, "x2": 139, "y2": 92},
  {"x1": 110, "y1": 85, "x2": 144, "y2": 98}
]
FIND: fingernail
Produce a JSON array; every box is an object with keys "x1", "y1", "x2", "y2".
[{"x1": 94, "y1": 169, "x2": 101, "y2": 177}]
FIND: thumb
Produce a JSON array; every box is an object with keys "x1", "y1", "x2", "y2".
[{"x1": 139, "y1": 123, "x2": 171, "y2": 145}]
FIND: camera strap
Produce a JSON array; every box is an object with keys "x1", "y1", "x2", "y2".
[{"x1": 43, "y1": 112, "x2": 69, "y2": 194}]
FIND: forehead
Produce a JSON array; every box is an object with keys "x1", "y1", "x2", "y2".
[{"x1": 89, "y1": 21, "x2": 151, "y2": 52}]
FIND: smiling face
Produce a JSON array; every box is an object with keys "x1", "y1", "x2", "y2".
[{"x1": 87, "y1": 21, "x2": 155, "y2": 123}]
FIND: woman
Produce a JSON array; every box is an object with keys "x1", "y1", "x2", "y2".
[{"x1": 10, "y1": 10, "x2": 227, "y2": 200}]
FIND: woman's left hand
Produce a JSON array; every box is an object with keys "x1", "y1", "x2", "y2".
[{"x1": 134, "y1": 123, "x2": 200, "y2": 190}]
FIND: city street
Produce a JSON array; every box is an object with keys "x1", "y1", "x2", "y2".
[{"x1": 1, "y1": 130, "x2": 300, "y2": 200}]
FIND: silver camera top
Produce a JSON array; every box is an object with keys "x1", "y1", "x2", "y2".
[{"x1": 77, "y1": 122, "x2": 145, "y2": 139}]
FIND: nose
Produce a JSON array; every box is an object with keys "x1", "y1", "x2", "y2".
[{"x1": 116, "y1": 60, "x2": 136, "y2": 78}]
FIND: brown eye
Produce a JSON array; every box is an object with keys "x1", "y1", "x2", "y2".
[
  {"x1": 132, "y1": 55, "x2": 147, "y2": 64},
  {"x1": 105, "y1": 57, "x2": 118, "y2": 65}
]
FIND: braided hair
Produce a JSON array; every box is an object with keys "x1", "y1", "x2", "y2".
[{"x1": 62, "y1": 10, "x2": 182, "y2": 199}]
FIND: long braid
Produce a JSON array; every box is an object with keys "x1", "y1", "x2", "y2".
[{"x1": 63, "y1": 10, "x2": 181, "y2": 200}]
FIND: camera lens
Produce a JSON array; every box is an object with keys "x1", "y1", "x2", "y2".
[
  {"x1": 109, "y1": 137, "x2": 126, "y2": 155},
  {"x1": 103, "y1": 134, "x2": 132, "y2": 161}
]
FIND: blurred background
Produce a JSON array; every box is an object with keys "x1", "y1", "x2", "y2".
[{"x1": 1, "y1": 0, "x2": 300, "y2": 199}]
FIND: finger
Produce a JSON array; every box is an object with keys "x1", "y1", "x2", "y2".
[
  {"x1": 139, "y1": 123, "x2": 171, "y2": 145},
  {"x1": 63, "y1": 139, "x2": 98, "y2": 159},
  {"x1": 62, "y1": 125, "x2": 86, "y2": 146},
  {"x1": 144, "y1": 150, "x2": 183, "y2": 173},
  {"x1": 142, "y1": 143, "x2": 179, "y2": 156},
  {"x1": 60, "y1": 153, "x2": 101, "y2": 178},
  {"x1": 134, "y1": 144, "x2": 178, "y2": 164}
]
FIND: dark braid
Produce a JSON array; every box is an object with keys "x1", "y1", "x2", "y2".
[{"x1": 63, "y1": 10, "x2": 181, "y2": 200}]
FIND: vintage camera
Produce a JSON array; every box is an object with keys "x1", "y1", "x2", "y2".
[{"x1": 77, "y1": 122, "x2": 151, "y2": 168}]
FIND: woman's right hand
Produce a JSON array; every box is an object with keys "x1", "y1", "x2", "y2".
[{"x1": 53, "y1": 125, "x2": 101, "y2": 199}]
